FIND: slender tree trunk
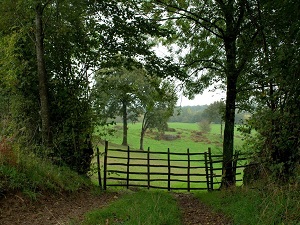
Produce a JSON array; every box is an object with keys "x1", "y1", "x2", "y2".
[
  {"x1": 35, "y1": 3, "x2": 52, "y2": 147},
  {"x1": 122, "y1": 101, "x2": 128, "y2": 146},
  {"x1": 220, "y1": 120, "x2": 223, "y2": 139},
  {"x1": 140, "y1": 129, "x2": 145, "y2": 150}
]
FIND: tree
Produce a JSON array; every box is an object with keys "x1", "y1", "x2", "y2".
[
  {"x1": 1, "y1": 0, "x2": 183, "y2": 174},
  {"x1": 238, "y1": 0, "x2": 300, "y2": 181},
  {"x1": 201, "y1": 101, "x2": 225, "y2": 137},
  {"x1": 147, "y1": 0, "x2": 260, "y2": 186},
  {"x1": 198, "y1": 120, "x2": 211, "y2": 134},
  {"x1": 35, "y1": 1, "x2": 52, "y2": 147},
  {"x1": 139, "y1": 80, "x2": 177, "y2": 150},
  {"x1": 93, "y1": 59, "x2": 146, "y2": 146}
]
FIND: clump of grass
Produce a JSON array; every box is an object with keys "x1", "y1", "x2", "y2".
[
  {"x1": 0, "y1": 145, "x2": 90, "y2": 198},
  {"x1": 195, "y1": 184, "x2": 300, "y2": 225},
  {"x1": 81, "y1": 190, "x2": 182, "y2": 225}
]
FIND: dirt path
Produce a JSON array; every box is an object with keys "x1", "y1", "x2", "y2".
[
  {"x1": 0, "y1": 191, "x2": 231, "y2": 225},
  {"x1": 0, "y1": 190, "x2": 118, "y2": 225},
  {"x1": 174, "y1": 193, "x2": 232, "y2": 225}
]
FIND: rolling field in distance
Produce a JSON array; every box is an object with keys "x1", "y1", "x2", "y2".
[{"x1": 96, "y1": 122, "x2": 245, "y2": 154}]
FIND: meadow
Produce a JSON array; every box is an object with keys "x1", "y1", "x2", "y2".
[{"x1": 96, "y1": 122, "x2": 245, "y2": 154}]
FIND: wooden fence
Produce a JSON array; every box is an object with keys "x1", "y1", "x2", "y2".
[{"x1": 97, "y1": 141, "x2": 249, "y2": 191}]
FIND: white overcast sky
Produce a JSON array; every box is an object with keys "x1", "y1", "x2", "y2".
[{"x1": 177, "y1": 88, "x2": 225, "y2": 106}]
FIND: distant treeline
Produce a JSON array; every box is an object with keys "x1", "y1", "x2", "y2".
[
  {"x1": 110, "y1": 105, "x2": 248, "y2": 124},
  {"x1": 169, "y1": 105, "x2": 247, "y2": 124}
]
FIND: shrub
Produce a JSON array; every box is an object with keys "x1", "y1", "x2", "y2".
[{"x1": 198, "y1": 119, "x2": 211, "y2": 133}]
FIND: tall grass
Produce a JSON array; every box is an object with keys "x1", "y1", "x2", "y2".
[
  {"x1": 195, "y1": 184, "x2": 300, "y2": 225},
  {"x1": 80, "y1": 190, "x2": 182, "y2": 225},
  {"x1": 0, "y1": 145, "x2": 90, "y2": 198}
]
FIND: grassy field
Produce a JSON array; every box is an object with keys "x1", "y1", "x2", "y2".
[
  {"x1": 96, "y1": 122, "x2": 245, "y2": 154},
  {"x1": 92, "y1": 122, "x2": 247, "y2": 190}
]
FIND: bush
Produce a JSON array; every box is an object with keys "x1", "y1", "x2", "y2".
[{"x1": 198, "y1": 120, "x2": 211, "y2": 133}]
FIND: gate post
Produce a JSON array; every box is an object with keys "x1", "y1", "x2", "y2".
[
  {"x1": 147, "y1": 147, "x2": 150, "y2": 189},
  {"x1": 208, "y1": 148, "x2": 214, "y2": 191},
  {"x1": 103, "y1": 141, "x2": 108, "y2": 190},
  {"x1": 204, "y1": 152, "x2": 210, "y2": 191},
  {"x1": 187, "y1": 148, "x2": 190, "y2": 192},
  {"x1": 126, "y1": 146, "x2": 130, "y2": 189},
  {"x1": 96, "y1": 147, "x2": 102, "y2": 190},
  {"x1": 167, "y1": 148, "x2": 171, "y2": 191}
]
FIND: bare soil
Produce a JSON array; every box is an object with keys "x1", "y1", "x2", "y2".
[
  {"x1": 174, "y1": 193, "x2": 232, "y2": 225},
  {"x1": 0, "y1": 190, "x2": 232, "y2": 225},
  {"x1": 0, "y1": 189, "x2": 118, "y2": 225}
]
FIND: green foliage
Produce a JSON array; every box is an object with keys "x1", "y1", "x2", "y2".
[
  {"x1": 0, "y1": 147, "x2": 90, "y2": 197},
  {"x1": 234, "y1": 0, "x2": 300, "y2": 181},
  {"x1": 196, "y1": 185, "x2": 300, "y2": 225},
  {"x1": 81, "y1": 191, "x2": 181, "y2": 225},
  {"x1": 198, "y1": 120, "x2": 211, "y2": 133},
  {"x1": 169, "y1": 106, "x2": 205, "y2": 123},
  {"x1": 200, "y1": 101, "x2": 225, "y2": 124}
]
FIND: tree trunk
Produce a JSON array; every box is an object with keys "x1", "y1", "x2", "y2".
[
  {"x1": 220, "y1": 120, "x2": 223, "y2": 139},
  {"x1": 140, "y1": 130, "x2": 145, "y2": 150},
  {"x1": 221, "y1": 26, "x2": 239, "y2": 187},
  {"x1": 222, "y1": 74, "x2": 238, "y2": 187},
  {"x1": 35, "y1": 3, "x2": 52, "y2": 147},
  {"x1": 122, "y1": 101, "x2": 128, "y2": 146}
]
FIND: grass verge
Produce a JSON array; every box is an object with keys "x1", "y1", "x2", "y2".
[
  {"x1": 195, "y1": 184, "x2": 300, "y2": 225},
  {"x1": 0, "y1": 149, "x2": 90, "y2": 199},
  {"x1": 80, "y1": 190, "x2": 182, "y2": 225}
]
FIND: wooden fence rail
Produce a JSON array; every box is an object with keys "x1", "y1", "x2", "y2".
[{"x1": 98, "y1": 141, "x2": 250, "y2": 191}]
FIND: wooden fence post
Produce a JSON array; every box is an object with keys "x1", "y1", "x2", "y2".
[
  {"x1": 96, "y1": 147, "x2": 102, "y2": 190},
  {"x1": 204, "y1": 152, "x2": 210, "y2": 191},
  {"x1": 233, "y1": 151, "x2": 239, "y2": 184},
  {"x1": 103, "y1": 141, "x2": 108, "y2": 190},
  {"x1": 126, "y1": 145, "x2": 130, "y2": 189},
  {"x1": 187, "y1": 148, "x2": 190, "y2": 192},
  {"x1": 208, "y1": 147, "x2": 214, "y2": 191},
  {"x1": 168, "y1": 148, "x2": 171, "y2": 191},
  {"x1": 147, "y1": 147, "x2": 150, "y2": 189}
]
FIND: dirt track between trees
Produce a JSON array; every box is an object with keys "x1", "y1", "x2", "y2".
[{"x1": 0, "y1": 190, "x2": 231, "y2": 225}]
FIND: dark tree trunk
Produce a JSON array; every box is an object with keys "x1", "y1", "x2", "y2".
[
  {"x1": 122, "y1": 101, "x2": 128, "y2": 146},
  {"x1": 221, "y1": 12, "x2": 239, "y2": 187},
  {"x1": 35, "y1": 3, "x2": 52, "y2": 147},
  {"x1": 222, "y1": 73, "x2": 238, "y2": 187}
]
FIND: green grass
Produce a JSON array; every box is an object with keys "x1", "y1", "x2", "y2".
[
  {"x1": 80, "y1": 190, "x2": 182, "y2": 225},
  {"x1": 96, "y1": 122, "x2": 244, "y2": 154},
  {"x1": 195, "y1": 185, "x2": 300, "y2": 225},
  {"x1": 0, "y1": 149, "x2": 90, "y2": 198}
]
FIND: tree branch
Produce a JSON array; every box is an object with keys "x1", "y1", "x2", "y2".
[{"x1": 155, "y1": 0, "x2": 225, "y2": 39}]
